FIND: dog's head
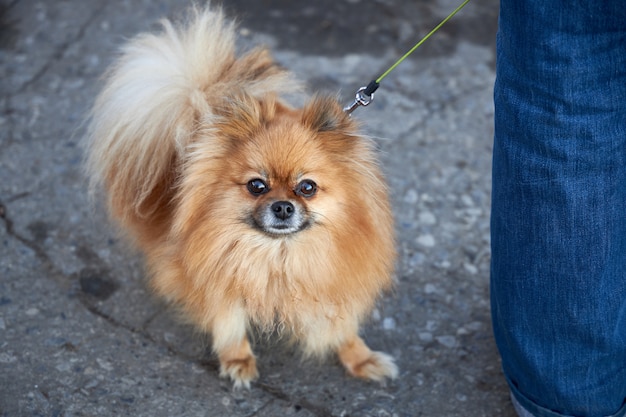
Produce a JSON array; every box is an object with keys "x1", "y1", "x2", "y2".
[{"x1": 174, "y1": 92, "x2": 388, "y2": 247}]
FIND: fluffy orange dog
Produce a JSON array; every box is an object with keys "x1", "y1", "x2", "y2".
[{"x1": 85, "y1": 6, "x2": 397, "y2": 388}]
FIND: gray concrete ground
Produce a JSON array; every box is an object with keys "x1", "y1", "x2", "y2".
[{"x1": 0, "y1": 0, "x2": 510, "y2": 416}]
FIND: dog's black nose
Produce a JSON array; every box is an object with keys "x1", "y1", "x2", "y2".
[{"x1": 271, "y1": 201, "x2": 294, "y2": 220}]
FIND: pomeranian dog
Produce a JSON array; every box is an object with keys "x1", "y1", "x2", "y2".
[{"x1": 84, "y1": 6, "x2": 397, "y2": 388}]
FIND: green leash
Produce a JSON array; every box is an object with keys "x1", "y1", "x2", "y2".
[{"x1": 344, "y1": 0, "x2": 471, "y2": 114}]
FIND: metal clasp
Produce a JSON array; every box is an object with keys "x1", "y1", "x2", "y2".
[{"x1": 343, "y1": 86, "x2": 375, "y2": 115}]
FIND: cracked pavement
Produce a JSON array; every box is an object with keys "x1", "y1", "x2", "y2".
[{"x1": 0, "y1": 0, "x2": 511, "y2": 416}]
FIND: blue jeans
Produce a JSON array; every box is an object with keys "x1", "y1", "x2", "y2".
[{"x1": 491, "y1": 1, "x2": 626, "y2": 416}]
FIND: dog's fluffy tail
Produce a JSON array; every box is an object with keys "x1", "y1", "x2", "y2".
[{"x1": 84, "y1": 6, "x2": 299, "y2": 228}]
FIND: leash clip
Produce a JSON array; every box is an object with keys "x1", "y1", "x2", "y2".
[
  {"x1": 343, "y1": 83, "x2": 378, "y2": 114},
  {"x1": 342, "y1": 0, "x2": 470, "y2": 116}
]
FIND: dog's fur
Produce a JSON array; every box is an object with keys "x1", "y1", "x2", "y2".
[{"x1": 84, "y1": 7, "x2": 397, "y2": 387}]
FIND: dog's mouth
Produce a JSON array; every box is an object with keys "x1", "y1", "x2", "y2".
[{"x1": 259, "y1": 221, "x2": 311, "y2": 237}]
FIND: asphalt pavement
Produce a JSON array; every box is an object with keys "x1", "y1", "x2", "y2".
[{"x1": 0, "y1": 0, "x2": 510, "y2": 416}]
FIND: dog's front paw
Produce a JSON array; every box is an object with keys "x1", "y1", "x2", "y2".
[
  {"x1": 338, "y1": 336, "x2": 398, "y2": 382},
  {"x1": 219, "y1": 354, "x2": 259, "y2": 389},
  {"x1": 347, "y1": 350, "x2": 398, "y2": 382}
]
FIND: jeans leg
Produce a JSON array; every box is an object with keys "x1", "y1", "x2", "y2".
[{"x1": 491, "y1": 1, "x2": 626, "y2": 416}]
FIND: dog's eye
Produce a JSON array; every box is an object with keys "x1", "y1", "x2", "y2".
[
  {"x1": 295, "y1": 180, "x2": 317, "y2": 198},
  {"x1": 247, "y1": 179, "x2": 269, "y2": 196}
]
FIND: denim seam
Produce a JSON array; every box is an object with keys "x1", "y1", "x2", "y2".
[{"x1": 507, "y1": 374, "x2": 626, "y2": 417}]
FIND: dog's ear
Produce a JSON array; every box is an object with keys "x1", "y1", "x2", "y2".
[{"x1": 301, "y1": 95, "x2": 356, "y2": 133}]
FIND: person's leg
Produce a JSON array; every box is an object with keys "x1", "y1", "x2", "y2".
[{"x1": 491, "y1": 1, "x2": 626, "y2": 416}]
